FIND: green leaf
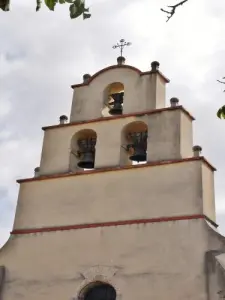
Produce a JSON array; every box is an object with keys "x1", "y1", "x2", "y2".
[
  {"x1": 59, "y1": 0, "x2": 65, "y2": 3},
  {"x1": 44, "y1": 0, "x2": 58, "y2": 11},
  {"x1": 36, "y1": 0, "x2": 42, "y2": 11},
  {"x1": 69, "y1": 0, "x2": 90, "y2": 19},
  {"x1": 83, "y1": 12, "x2": 91, "y2": 19},
  {"x1": 69, "y1": 2, "x2": 84, "y2": 18},
  {"x1": 70, "y1": 3, "x2": 79, "y2": 18},
  {"x1": 0, "y1": 0, "x2": 10, "y2": 11},
  {"x1": 217, "y1": 105, "x2": 225, "y2": 119}
]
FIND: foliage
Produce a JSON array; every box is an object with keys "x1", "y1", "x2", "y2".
[
  {"x1": 217, "y1": 79, "x2": 225, "y2": 119},
  {"x1": 0, "y1": 0, "x2": 10, "y2": 11},
  {"x1": 217, "y1": 106, "x2": 225, "y2": 119},
  {"x1": 0, "y1": 0, "x2": 91, "y2": 19}
]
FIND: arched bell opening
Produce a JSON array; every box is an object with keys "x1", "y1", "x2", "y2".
[
  {"x1": 79, "y1": 282, "x2": 117, "y2": 300},
  {"x1": 102, "y1": 82, "x2": 124, "y2": 117},
  {"x1": 120, "y1": 121, "x2": 148, "y2": 166},
  {"x1": 70, "y1": 129, "x2": 97, "y2": 171}
]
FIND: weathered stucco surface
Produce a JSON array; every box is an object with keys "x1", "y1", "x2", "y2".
[
  {"x1": 14, "y1": 160, "x2": 211, "y2": 230},
  {"x1": 40, "y1": 108, "x2": 193, "y2": 175},
  {"x1": 70, "y1": 67, "x2": 166, "y2": 122},
  {"x1": 0, "y1": 63, "x2": 225, "y2": 300},
  {"x1": 0, "y1": 220, "x2": 224, "y2": 300}
]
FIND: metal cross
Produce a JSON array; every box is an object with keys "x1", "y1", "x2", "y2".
[{"x1": 112, "y1": 39, "x2": 131, "y2": 57}]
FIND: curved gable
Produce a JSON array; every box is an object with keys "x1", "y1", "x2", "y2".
[
  {"x1": 71, "y1": 65, "x2": 142, "y2": 88},
  {"x1": 70, "y1": 62, "x2": 170, "y2": 122}
]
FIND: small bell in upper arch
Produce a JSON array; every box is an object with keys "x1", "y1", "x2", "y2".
[{"x1": 108, "y1": 92, "x2": 124, "y2": 115}]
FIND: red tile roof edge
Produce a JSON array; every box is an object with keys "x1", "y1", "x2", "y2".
[
  {"x1": 16, "y1": 156, "x2": 216, "y2": 184},
  {"x1": 42, "y1": 106, "x2": 195, "y2": 131},
  {"x1": 11, "y1": 214, "x2": 218, "y2": 235},
  {"x1": 71, "y1": 65, "x2": 170, "y2": 89}
]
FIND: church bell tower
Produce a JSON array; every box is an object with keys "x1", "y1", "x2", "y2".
[{"x1": 0, "y1": 40, "x2": 225, "y2": 300}]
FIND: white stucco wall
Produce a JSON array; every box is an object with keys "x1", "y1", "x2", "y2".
[
  {"x1": 70, "y1": 67, "x2": 166, "y2": 122},
  {"x1": 201, "y1": 164, "x2": 216, "y2": 222},
  {"x1": 39, "y1": 108, "x2": 193, "y2": 175},
  {"x1": 0, "y1": 219, "x2": 223, "y2": 300},
  {"x1": 13, "y1": 160, "x2": 211, "y2": 230}
]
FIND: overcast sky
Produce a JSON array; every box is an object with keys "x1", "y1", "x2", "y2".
[{"x1": 0, "y1": 0, "x2": 225, "y2": 247}]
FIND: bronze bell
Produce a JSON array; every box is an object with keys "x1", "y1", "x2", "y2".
[
  {"x1": 108, "y1": 92, "x2": 124, "y2": 115},
  {"x1": 127, "y1": 131, "x2": 148, "y2": 162},
  {"x1": 77, "y1": 138, "x2": 96, "y2": 169}
]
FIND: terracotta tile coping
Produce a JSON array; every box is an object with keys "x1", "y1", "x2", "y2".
[
  {"x1": 71, "y1": 65, "x2": 170, "y2": 89},
  {"x1": 17, "y1": 156, "x2": 216, "y2": 184},
  {"x1": 10, "y1": 214, "x2": 217, "y2": 235},
  {"x1": 42, "y1": 106, "x2": 195, "y2": 131}
]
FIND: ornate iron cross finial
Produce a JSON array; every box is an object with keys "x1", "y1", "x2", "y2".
[{"x1": 112, "y1": 39, "x2": 131, "y2": 57}]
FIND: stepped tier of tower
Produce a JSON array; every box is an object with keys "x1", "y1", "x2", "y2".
[{"x1": 0, "y1": 56, "x2": 224, "y2": 300}]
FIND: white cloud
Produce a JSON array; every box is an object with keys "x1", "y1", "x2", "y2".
[
  {"x1": 0, "y1": 229, "x2": 10, "y2": 247},
  {"x1": 1, "y1": 0, "x2": 225, "y2": 247},
  {"x1": 0, "y1": 98, "x2": 12, "y2": 117}
]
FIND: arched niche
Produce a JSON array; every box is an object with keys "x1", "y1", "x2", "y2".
[
  {"x1": 70, "y1": 129, "x2": 97, "y2": 172},
  {"x1": 120, "y1": 121, "x2": 148, "y2": 166},
  {"x1": 79, "y1": 281, "x2": 117, "y2": 300},
  {"x1": 102, "y1": 82, "x2": 124, "y2": 117}
]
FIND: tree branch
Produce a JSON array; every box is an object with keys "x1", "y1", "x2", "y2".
[
  {"x1": 161, "y1": 0, "x2": 189, "y2": 22},
  {"x1": 217, "y1": 77, "x2": 225, "y2": 92}
]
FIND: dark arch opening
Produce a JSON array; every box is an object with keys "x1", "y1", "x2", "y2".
[
  {"x1": 83, "y1": 282, "x2": 116, "y2": 300},
  {"x1": 120, "y1": 121, "x2": 148, "y2": 165},
  {"x1": 102, "y1": 82, "x2": 124, "y2": 117},
  {"x1": 70, "y1": 129, "x2": 97, "y2": 171}
]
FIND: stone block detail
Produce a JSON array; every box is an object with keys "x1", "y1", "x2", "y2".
[{"x1": 74, "y1": 265, "x2": 121, "y2": 300}]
